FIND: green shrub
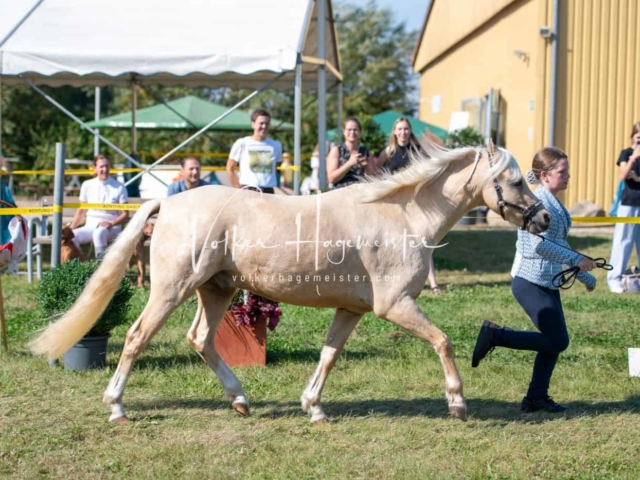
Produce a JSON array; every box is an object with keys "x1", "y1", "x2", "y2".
[
  {"x1": 37, "y1": 259, "x2": 134, "y2": 336},
  {"x1": 444, "y1": 126, "x2": 485, "y2": 149}
]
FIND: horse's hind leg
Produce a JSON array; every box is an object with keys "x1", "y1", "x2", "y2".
[
  {"x1": 379, "y1": 297, "x2": 467, "y2": 421},
  {"x1": 102, "y1": 290, "x2": 185, "y2": 423},
  {"x1": 301, "y1": 308, "x2": 362, "y2": 423},
  {"x1": 186, "y1": 284, "x2": 249, "y2": 415}
]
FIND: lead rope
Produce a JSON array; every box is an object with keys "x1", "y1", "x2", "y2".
[{"x1": 527, "y1": 232, "x2": 612, "y2": 289}]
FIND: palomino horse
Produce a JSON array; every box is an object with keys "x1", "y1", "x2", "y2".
[{"x1": 30, "y1": 141, "x2": 550, "y2": 424}]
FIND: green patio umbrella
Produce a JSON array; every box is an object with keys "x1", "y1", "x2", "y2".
[
  {"x1": 327, "y1": 110, "x2": 447, "y2": 142},
  {"x1": 87, "y1": 95, "x2": 294, "y2": 131}
]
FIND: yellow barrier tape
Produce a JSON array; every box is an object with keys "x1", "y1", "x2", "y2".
[
  {"x1": 139, "y1": 151, "x2": 314, "y2": 160},
  {"x1": 0, "y1": 207, "x2": 54, "y2": 215},
  {"x1": 2, "y1": 165, "x2": 300, "y2": 176},
  {"x1": 64, "y1": 203, "x2": 141, "y2": 211},
  {"x1": 572, "y1": 216, "x2": 640, "y2": 224},
  {"x1": 52, "y1": 205, "x2": 63, "y2": 214}
]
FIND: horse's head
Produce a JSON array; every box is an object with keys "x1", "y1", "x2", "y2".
[{"x1": 479, "y1": 140, "x2": 550, "y2": 234}]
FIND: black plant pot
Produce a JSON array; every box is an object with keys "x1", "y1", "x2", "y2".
[{"x1": 63, "y1": 334, "x2": 111, "y2": 371}]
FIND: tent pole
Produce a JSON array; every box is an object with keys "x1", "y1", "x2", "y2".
[
  {"x1": 22, "y1": 78, "x2": 168, "y2": 186},
  {"x1": 94, "y1": 87, "x2": 100, "y2": 156},
  {"x1": 0, "y1": 0, "x2": 46, "y2": 48},
  {"x1": 131, "y1": 80, "x2": 137, "y2": 153},
  {"x1": 317, "y1": 0, "x2": 327, "y2": 190},
  {"x1": 337, "y1": 81, "x2": 343, "y2": 145},
  {"x1": 124, "y1": 71, "x2": 287, "y2": 187},
  {"x1": 294, "y1": 57, "x2": 302, "y2": 195}
]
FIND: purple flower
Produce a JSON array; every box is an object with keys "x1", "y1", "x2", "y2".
[{"x1": 229, "y1": 293, "x2": 281, "y2": 331}]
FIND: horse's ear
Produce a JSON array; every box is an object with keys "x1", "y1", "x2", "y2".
[{"x1": 487, "y1": 138, "x2": 496, "y2": 156}]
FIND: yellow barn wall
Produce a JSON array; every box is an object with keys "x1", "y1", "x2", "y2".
[
  {"x1": 414, "y1": 0, "x2": 519, "y2": 71},
  {"x1": 556, "y1": 0, "x2": 640, "y2": 210},
  {"x1": 416, "y1": 0, "x2": 541, "y2": 174}
]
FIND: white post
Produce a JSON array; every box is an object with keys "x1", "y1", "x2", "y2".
[
  {"x1": 94, "y1": 87, "x2": 101, "y2": 156},
  {"x1": 294, "y1": 59, "x2": 302, "y2": 195},
  {"x1": 317, "y1": 0, "x2": 327, "y2": 190}
]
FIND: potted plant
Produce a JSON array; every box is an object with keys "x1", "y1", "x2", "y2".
[
  {"x1": 37, "y1": 259, "x2": 134, "y2": 371},
  {"x1": 214, "y1": 291, "x2": 281, "y2": 367}
]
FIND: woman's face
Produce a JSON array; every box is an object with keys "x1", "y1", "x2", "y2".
[
  {"x1": 632, "y1": 132, "x2": 640, "y2": 147},
  {"x1": 541, "y1": 157, "x2": 570, "y2": 193},
  {"x1": 343, "y1": 121, "x2": 361, "y2": 143},
  {"x1": 394, "y1": 121, "x2": 412, "y2": 146}
]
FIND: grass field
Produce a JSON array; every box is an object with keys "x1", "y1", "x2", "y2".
[{"x1": 1, "y1": 228, "x2": 639, "y2": 479}]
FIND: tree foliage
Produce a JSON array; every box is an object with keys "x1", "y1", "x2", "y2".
[
  {"x1": 336, "y1": 1, "x2": 417, "y2": 116},
  {"x1": 444, "y1": 127, "x2": 485, "y2": 149}
]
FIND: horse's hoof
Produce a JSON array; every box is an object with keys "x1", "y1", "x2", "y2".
[
  {"x1": 310, "y1": 412, "x2": 328, "y2": 424},
  {"x1": 449, "y1": 405, "x2": 468, "y2": 421},
  {"x1": 233, "y1": 402, "x2": 250, "y2": 416},
  {"x1": 111, "y1": 416, "x2": 130, "y2": 425}
]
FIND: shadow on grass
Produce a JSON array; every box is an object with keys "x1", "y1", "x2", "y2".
[
  {"x1": 108, "y1": 341, "x2": 375, "y2": 369},
  {"x1": 125, "y1": 395, "x2": 640, "y2": 423}
]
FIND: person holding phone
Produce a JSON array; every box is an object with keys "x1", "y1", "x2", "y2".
[
  {"x1": 327, "y1": 117, "x2": 374, "y2": 189},
  {"x1": 607, "y1": 121, "x2": 640, "y2": 293}
]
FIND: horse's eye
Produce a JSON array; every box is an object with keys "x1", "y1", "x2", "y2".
[{"x1": 513, "y1": 180, "x2": 523, "y2": 187}]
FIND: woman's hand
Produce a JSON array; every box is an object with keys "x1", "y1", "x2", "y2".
[
  {"x1": 348, "y1": 151, "x2": 364, "y2": 168},
  {"x1": 578, "y1": 257, "x2": 597, "y2": 272},
  {"x1": 630, "y1": 145, "x2": 640, "y2": 162},
  {"x1": 586, "y1": 285, "x2": 595, "y2": 292}
]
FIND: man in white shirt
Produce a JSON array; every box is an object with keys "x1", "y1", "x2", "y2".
[
  {"x1": 70, "y1": 154, "x2": 129, "y2": 261},
  {"x1": 226, "y1": 108, "x2": 283, "y2": 194}
]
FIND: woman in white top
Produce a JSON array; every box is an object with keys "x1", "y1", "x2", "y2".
[{"x1": 70, "y1": 154, "x2": 129, "y2": 261}]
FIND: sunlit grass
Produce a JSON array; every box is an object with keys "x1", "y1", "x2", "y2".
[{"x1": 1, "y1": 229, "x2": 639, "y2": 478}]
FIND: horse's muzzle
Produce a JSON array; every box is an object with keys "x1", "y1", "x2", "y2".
[{"x1": 527, "y1": 210, "x2": 551, "y2": 234}]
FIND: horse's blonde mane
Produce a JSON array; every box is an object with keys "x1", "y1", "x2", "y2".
[{"x1": 360, "y1": 139, "x2": 520, "y2": 203}]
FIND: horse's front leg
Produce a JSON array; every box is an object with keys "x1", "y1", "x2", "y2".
[
  {"x1": 378, "y1": 296, "x2": 467, "y2": 421},
  {"x1": 301, "y1": 308, "x2": 362, "y2": 423}
]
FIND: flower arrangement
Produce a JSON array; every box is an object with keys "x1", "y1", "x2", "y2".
[{"x1": 228, "y1": 290, "x2": 281, "y2": 331}]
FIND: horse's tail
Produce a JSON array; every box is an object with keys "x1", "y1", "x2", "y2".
[{"x1": 29, "y1": 199, "x2": 162, "y2": 360}]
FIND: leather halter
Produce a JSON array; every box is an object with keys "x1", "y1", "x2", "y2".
[{"x1": 486, "y1": 149, "x2": 545, "y2": 230}]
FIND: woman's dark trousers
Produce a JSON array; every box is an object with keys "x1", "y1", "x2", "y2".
[{"x1": 495, "y1": 276, "x2": 570, "y2": 399}]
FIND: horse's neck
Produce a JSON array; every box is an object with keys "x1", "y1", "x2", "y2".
[{"x1": 409, "y1": 159, "x2": 484, "y2": 242}]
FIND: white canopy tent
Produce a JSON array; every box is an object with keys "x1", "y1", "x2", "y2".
[{"x1": 0, "y1": 0, "x2": 342, "y2": 192}]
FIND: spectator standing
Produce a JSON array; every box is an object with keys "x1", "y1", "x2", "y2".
[
  {"x1": 378, "y1": 117, "x2": 441, "y2": 294},
  {"x1": 608, "y1": 122, "x2": 640, "y2": 293},
  {"x1": 226, "y1": 109, "x2": 282, "y2": 194},
  {"x1": 327, "y1": 117, "x2": 374, "y2": 189}
]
